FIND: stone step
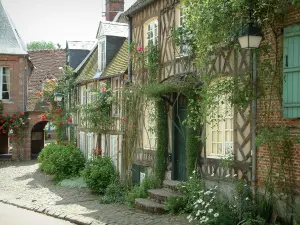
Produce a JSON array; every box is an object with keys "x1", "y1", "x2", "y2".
[
  {"x1": 135, "y1": 198, "x2": 166, "y2": 214},
  {"x1": 148, "y1": 188, "x2": 181, "y2": 204},
  {"x1": 163, "y1": 180, "x2": 182, "y2": 192}
]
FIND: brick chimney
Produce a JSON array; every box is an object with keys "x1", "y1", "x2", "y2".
[{"x1": 105, "y1": 0, "x2": 124, "y2": 21}]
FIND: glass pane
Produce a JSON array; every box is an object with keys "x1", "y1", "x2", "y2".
[
  {"x1": 212, "y1": 131, "x2": 217, "y2": 142},
  {"x1": 2, "y1": 92, "x2": 9, "y2": 99},
  {"x1": 2, "y1": 75, "x2": 9, "y2": 83},
  {"x1": 225, "y1": 118, "x2": 232, "y2": 129},
  {"x1": 217, "y1": 143, "x2": 222, "y2": 154},
  {"x1": 225, "y1": 131, "x2": 232, "y2": 142},
  {"x1": 212, "y1": 143, "x2": 217, "y2": 154},
  {"x1": 225, "y1": 143, "x2": 233, "y2": 154},
  {"x1": 218, "y1": 131, "x2": 222, "y2": 142},
  {"x1": 2, "y1": 84, "x2": 8, "y2": 91}
]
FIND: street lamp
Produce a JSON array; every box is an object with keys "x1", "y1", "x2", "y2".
[
  {"x1": 238, "y1": 22, "x2": 262, "y2": 49},
  {"x1": 54, "y1": 92, "x2": 64, "y2": 102},
  {"x1": 238, "y1": 9, "x2": 262, "y2": 195}
]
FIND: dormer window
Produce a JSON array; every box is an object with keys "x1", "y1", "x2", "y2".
[
  {"x1": 98, "y1": 39, "x2": 106, "y2": 71},
  {"x1": 144, "y1": 18, "x2": 158, "y2": 46}
]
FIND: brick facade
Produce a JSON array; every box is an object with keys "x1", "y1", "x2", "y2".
[
  {"x1": 106, "y1": 0, "x2": 124, "y2": 21},
  {"x1": 257, "y1": 7, "x2": 300, "y2": 194}
]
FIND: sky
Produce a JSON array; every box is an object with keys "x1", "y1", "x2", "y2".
[{"x1": 2, "y1": 0, "x2": 136, "y2": 47}]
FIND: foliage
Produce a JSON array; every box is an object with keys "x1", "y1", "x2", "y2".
[
  {"x1": 100, "y1": 179, "x2": 127, "y2": 204},
  {"x1": 125, "y1": 174, "x2": 159, "y2": 207},
  {"x1": 58, "y1": 177, "x2": 87, "y2": 188},
  {"x1": 81, "y1": 82, "x2": 115, "y2": 133},
  {"x1": 38, "y1": 143, "x2": 85, "y2": 181},
  {"x1": 165, "y1": 196, "x2": 187, "y2": 214},
  {"x1": 185, "y1": 124, "x2": 201, "y2": 177},
  {"x1": 155, "y1": 98, "x2": 168, "y2": 183},
  {"x1": 82, "y1": 156, "x2": 117, "y2": 194},
  {"x1": 27, "y1": 41, "x2": 57, "y2": 51}
]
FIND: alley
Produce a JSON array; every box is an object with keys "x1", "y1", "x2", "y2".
[
  {"x1": 0, "y1": 202, "x2": 74, "y2": 225},
  {"x1": 0, "y1": 161, "x2": 188, "y2": 225}
]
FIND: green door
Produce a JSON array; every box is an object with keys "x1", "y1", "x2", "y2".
[
  {"x1": 173, "y1": 95, "x2": 187, "y2": 181},
  {"x1": 283, "y1": 25, "x2": 300, "y2": 118}
]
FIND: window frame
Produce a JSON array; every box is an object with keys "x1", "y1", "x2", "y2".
[
  {"x1": 205, "y1": 96, "x2": 234, "y2": 158},
  {"x1": 98, "y1": 37, "x2": 106, "y2": 72},
  {"x1": 0, "y1": 67, "x2": 10, "y2": 100},
  {"x1": 144, "y1": 18, "x2": 158, "y2": 47}
]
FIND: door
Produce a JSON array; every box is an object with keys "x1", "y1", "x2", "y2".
[{"x1": 173, "y1": 94, "x2": 187, "y2": 181}]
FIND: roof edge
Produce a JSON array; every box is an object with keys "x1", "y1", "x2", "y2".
[{"x1": 123, "y1": 0, "x2": 155, "y2": 16}]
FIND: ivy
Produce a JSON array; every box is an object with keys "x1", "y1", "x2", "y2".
[{"x1": 155, "y1": 98, "x2": 168, "y2": 183}]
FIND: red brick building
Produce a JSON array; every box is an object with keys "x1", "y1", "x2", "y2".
[{"x1": 0, "y1": 1, "x2": 33, "y2": 158}]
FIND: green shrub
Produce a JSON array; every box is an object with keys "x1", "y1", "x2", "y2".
[
  {"x1": 38, "y1": 143, "x2": 62, "y2": 174},
  {"x1": 165, "y1": 196, "x2": 187, "y2": 214},
  {"x1": 38, "y1": 143, "x2": 85, "y2": 182},
  {"x1": 82, "y1": 156, "x2": 117, "y2": 194},
  {"x1": 125, "y1": 174, "x2": 159, "y2": 207},
  {"x1": 100, "y1": 180, "x2": 127, "y2": 204}
]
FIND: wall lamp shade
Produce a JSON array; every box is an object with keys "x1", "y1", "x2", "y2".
[
  {"x1": 238, "y1": 23, "x2": 262, "y2": 49},
  {"x1": 54, "y1": 92, "x2": 64, "y2": 102}
]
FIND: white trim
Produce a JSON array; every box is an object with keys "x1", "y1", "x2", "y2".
[{"x1": 0, "y1": 67, "x2": 10, "y2": 100}]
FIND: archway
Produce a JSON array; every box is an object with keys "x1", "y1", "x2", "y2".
[{"x1": 31, "y1": 121, "x2": 48, "y2": 159}]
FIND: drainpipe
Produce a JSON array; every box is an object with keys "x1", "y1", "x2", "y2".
[
  {"x1": 127, "y1": 15, "x2": 133, "y2": 83},
  {"x1": 22, "y1": 55, "x2": 26, "y2": 112},
  {"x1": 251, "y1": 51, "x2": 257, "y2": 193}
]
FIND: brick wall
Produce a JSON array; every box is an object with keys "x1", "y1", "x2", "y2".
[
  {"x1": 257, "y1": 7, "x2": 300, "y2": 194},
  {"x1": 106, "y1": 0, "x2": 124, "y2": 21}
]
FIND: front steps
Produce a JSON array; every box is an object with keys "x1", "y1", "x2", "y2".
[{"x1": 135, "y1": 180, "x2": 182, "y2": 214}]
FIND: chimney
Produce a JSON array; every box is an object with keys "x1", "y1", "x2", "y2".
[{"x1": 105, "y1": 0, "x2": 124, "y2": 22}]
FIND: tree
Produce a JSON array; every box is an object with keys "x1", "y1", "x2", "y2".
[{"x1": 27, "y1": 41, "x2": 56, "y2": 51}]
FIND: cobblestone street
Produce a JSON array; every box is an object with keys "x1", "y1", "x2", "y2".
[{"x1": 0, "y1": 161, "x2": 188, "y2": 225}]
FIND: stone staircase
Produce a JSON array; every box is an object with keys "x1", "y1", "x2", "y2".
[{"x1": 135, "y1": 180, "x2": 182, "y2": 214}]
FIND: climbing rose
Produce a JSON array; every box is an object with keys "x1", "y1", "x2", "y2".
[
  {"x1": 101, "y1": 87, "x2": 107, "y2": 93},
  {"x1": 57, "y1": 109, "x2": 62, "y2": 113},
  {"x1": 41, "y1": 115, "x2": 46, "y2": 121},
  {"x1": 98, "y1": 149, "x2": 102, "y2": 154},
  {"x1": 20, "y1": 112, "x2": 24, "y2": 116},
  {"x1": 137, "y1": 45, "x2": 143, "y2": 53},
  {"x1": 67, "y1": 118, "x2": 72, "y2": 123}
]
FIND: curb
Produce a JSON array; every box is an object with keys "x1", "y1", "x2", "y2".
[{"x1": 0, "y1": 199, "x2": 105, "y2": 225}]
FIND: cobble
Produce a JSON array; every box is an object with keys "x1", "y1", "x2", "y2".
[{"x1": 0, "y1": 161, "x2": 188, "y2": 225}]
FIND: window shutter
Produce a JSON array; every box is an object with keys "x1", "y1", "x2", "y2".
[{"x1": 283, "y1": 25, "x2": 300, "y2": 118}]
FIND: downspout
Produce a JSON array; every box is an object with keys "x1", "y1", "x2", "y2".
[
  {"x1": 251, "y1": 51, "x2": 257, "y2": 193},
  {"x1": 128, "y1": 15, "x2": 133, "y2": 83},
  {"x1": 22, "y1": 55, "x2": 26, "y2": 112}
]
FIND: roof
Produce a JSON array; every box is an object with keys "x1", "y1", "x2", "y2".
[
  {"x1": 96, "y1": 21, "x2": 128, "y2": 38},
  {"x1": 96, "y1": 40, "x2": 128, "y2": 79},
  {"x1": 0, "y1": 0, "x2": 27, "y2": 55},
  {"x1": 74, "y1": 43, "x2": 97, "y2": 73},
  {"x1": 27, "y1": 50, "x2": 66, "y2": 111},
  {"x1": 123, "y1": 0, "x2": 154, "y2": 16},
  {"x1": 66, "y1": 41, "x2": 96, "y2": 50},
  {"x1": 76, "y1": 46, "x2": 98, "y2": 84}
]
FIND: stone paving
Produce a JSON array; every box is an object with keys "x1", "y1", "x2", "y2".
[{"x1": 0, "y1": 161, "x2": 188, "y2": 225}]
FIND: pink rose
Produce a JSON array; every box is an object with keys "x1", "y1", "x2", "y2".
[{"x1": 137, "y1": 46, "x2": 143, "y2": 53}]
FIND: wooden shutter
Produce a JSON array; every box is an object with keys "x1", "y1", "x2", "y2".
[{"x1": 283, "y1": 25, "x2": 300, "y2": 118}]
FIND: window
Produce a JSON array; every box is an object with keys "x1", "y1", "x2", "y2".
[
  {"x1": 110, "y1": 135, "x2": 118, "y2": 168},
  {"x1": 0, "y1": 67, "x2": 10, "y2": 100},
  {"x1": 283, "y1": 25, "x2": 300, "y2": 118},
  {"x1": 206, "y1": 98, "x2": 233, "y2": 157},
  {"x1": 175, "y1": 5, "x2": 191, "y2": 56},
  {"x1": 81, "y1": 87, "x2": 87, "y2": 105},
  {"x1": 98, "y1": 41, "x2": 106, "y2": 71},
  {"x1": 145, "y1": 19, "x2": 158, "y2": 46}
]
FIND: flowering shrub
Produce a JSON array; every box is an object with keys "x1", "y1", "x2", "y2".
[{"x1": 82, "y1": 156, "x2": 117, "y2": 194}]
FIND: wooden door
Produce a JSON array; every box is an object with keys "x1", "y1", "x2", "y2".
[{"x1": 173, "y1": 94, "x2": 187, "y2": 181}]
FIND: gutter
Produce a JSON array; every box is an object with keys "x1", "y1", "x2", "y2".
[{"x1": 22, "y1": 55, "x2": 26, "y2": 112}]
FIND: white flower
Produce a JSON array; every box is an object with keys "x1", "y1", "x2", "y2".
[
  {"x1": 211, "y1": 173, "x2": 215, "y2": 176},
  {"x1": 234, "y1": 174, "x2": 237, "y2": 177},
  {"x1": 208, "y1": 208, "x2": 213, "y2": 213},
  {"x1": 196, "y1": 199, "x2": 203, "y2": 204},
  {"x1": 199, "y1": 190, "x2": 204, "y2": 194},
  {"x1": 204, "y1": 190, "x2": 211, "y2": 195},
  {"x1": 193, "y1": 170, "x2": 196, "y2": 174},
  {"x1": 214, "y1": 185, "x2": 218, "y2": 189},
  {"x1": 187, "y1": 215, "x2": 191, "y2": 220},
  {"x1": 189, "y1": 176, "x2": 193, "y2": 179},
  {"x1": 205, "y1": 203, "x2": 210, "y2": 208},
  {"x1": 214, "y1": 213, "x2": 219, "y2": 218},
  {"x1": 245, "y1": 197, "x2": 249, "y2": 201},
  {"x1": 196, "y1": 210, "x2": 200, "y2": 216},
  {"x1": 225, "y1": 174, "x2": 230, "y2": 177}
]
